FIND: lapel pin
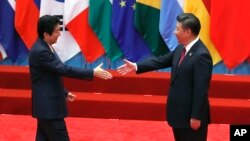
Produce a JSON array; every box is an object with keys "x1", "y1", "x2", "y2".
[{"x1": 189, "y1": 53, "x2": 192, "y2": 56}]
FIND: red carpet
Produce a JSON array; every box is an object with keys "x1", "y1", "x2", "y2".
[
  {"x1": 0, "y1": 114, "x2": 229, "y2": 141},
  {"x1": 0, "y1": 66, "x2": 245, "y2": 141}
]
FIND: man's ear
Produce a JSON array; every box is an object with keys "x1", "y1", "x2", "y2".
[
  {"x1": 43, "y1": 32, "x2": 49, "y2": 40},
  {"x1": 186, "y1": 29, "x2": 192, "y2": 35},
  {"x1": 44, "y1": 32, "x2": 47, "y2": 37}
]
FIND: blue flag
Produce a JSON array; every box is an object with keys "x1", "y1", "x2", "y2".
[
  {"x1": 0, "y1": 0, "x2": 28, "y2": 63},
  {"x1": 160, "y1": 0, "x2": 183, "y2": 51},
  {"x1": 111, "y1": 0, "x2": 152, "y2": 62}
]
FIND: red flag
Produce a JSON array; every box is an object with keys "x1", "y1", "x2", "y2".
[
  {"x1": 15, "y1": 0, "x2": 39, "y2": 49},
  {"x1": 210, "y1": 0, "x2": 250, "y2": 69}
]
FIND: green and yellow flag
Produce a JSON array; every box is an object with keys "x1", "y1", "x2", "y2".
[
  {"x1": 134, "y1": 0, "x2": 169, "y2": 56},
  {"x1": 89, "y1": 0, "x2": 123, "y2": 61}
]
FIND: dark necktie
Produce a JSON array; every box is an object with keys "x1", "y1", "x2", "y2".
[{"x1": 178, "y1": 47, "x2": 186, "y2": 66}]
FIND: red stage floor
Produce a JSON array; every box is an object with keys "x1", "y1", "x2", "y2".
[{"x1": 0, "y1": 114, "x2": 229, "y2": 141}]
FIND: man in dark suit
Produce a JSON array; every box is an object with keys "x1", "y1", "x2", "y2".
[
  {"x1": 117, "y1": 13, "x2": 213, "y2": 141},
  {"x1": 29, "y1": 15, "x2": 112, "y2": 141}
]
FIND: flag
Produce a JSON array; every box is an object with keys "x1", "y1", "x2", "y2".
[
  {"x1": 0, "y1": 0, "x2": 28, "y2": 62},
  {"x1": 15, "y1": 0, "x2": 39, "y2": 49},
  {"x1": 160, "y1": 0, "x2": 183, "y2": 51},
  {"x1": 134, "y1": 0, "x2": 169, "y2": 56},
  {"x1": 89, "y1": 0, "x2": 123, "y2": 61},
  {"x1": 210, "y1": 0, "x2": 250, "y2": 69},
  {"x1": 39, "y1": 0, "x2": 83, "y2": 62},
  {"x1": 184, "y1": 0, "x2": 221, "y2": 65},
  {"x1": 111, "y1": 0, "x2": 152, "y2": 61},
  {"x1": 65, "y1": 0, "x2": 105, "y2": 63}
]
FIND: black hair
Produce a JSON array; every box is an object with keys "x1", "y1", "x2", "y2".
[
  {"x1": 176, "y1": 13, "x2": 201, "y2": 36},
  {"x1": 37, "y1": 15, "x2": 60, "y2": 39}
]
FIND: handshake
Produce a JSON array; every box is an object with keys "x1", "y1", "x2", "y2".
[
  {"x1": 93, "y1": 59, "x2": 137, "y2": 80},
  {"x1": 68, "y1": 59, "x2": 136, "y2": 102}
]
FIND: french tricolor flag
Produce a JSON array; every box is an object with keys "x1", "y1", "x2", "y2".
[{"x1": 64, "y1": 0, "x2": 104, "y2": 63}]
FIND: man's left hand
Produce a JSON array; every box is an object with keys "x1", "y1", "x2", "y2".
[
  {"x1": 190, "y1": 118, "x2": 201, "y2": 130},
  {"x1": 67, "y1": 92, "x2": 76, "y2": 101}
]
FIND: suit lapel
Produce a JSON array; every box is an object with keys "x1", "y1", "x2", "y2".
[
  {"x1": 38, "y1": 39, "x2": 62, "y2": 61},
  {"x1": 173, "y1": 46, "x2": 183, "y2": 74},
  {"x1": 171, "y1": 46, "x2": 183, "y2": 83},
  {"x1": 51, "y1": 47, "x2": 61, "y2": 60},
  {"x1": 176, "y1": 47, "x2": 194, "y2": 72},
  {"x1": 171, "y1": 40, "x2": 200, "y2": 83}
]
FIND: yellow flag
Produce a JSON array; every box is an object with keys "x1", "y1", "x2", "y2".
[{"x1": 184, "y1": 0, "x2": 221, "y2": 65}]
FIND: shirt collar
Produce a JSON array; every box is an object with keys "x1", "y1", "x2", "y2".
[
  {"x1": 47, "y1": 43, "x2": 54, "y2": 53},
  {"x1": 184, "y1": 36, "x2": 199, "y2": 55}
]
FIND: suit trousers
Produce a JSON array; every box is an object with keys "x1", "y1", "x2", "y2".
[
  {"x1": 36, "y1": 118, "x2": 70, "y2": 141},
  {"x1": 172, "y1": 125, "x2": 208, "y2": 141}
]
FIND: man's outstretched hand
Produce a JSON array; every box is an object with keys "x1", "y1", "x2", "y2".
[
  {"x1": 94, "y1": 63, "x2": 113, "y2": 79},
  {"x1": 117, "y1": 59, "x2": 136, "y2": 75}
]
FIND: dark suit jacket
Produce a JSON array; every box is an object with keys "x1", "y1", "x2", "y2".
[
  {"x1": 29, "y1": 38, "x2": 94, "y2": 119},
  {"x1": 136, "y1": 39, "x2": 213, "y2": 128}
]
